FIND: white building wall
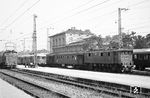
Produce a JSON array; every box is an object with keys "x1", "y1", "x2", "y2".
[{"x1": 66, "y1": 33, "x2": 92, "y2": 45}]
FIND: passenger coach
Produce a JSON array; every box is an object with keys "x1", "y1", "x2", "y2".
[{"x1": 133, "y1": 49, "x2": 150, "y2": 70}]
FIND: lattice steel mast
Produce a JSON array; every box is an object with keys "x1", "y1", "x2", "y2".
[{"x1": 32, "y1": 14, "x2": 37, "y2": 67}]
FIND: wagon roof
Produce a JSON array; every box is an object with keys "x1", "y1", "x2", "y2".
[
  {"x1": 133, "y1": 48, "x2": 150, "y2": 54},
  {"x1": 47, "y1": 51, "x2": 84, "y2": 56}
]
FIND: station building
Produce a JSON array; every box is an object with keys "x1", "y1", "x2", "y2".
[{"x1": 48, "y1": 27, "x2": 95, "y2": 53}]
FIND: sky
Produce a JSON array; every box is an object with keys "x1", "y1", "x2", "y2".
[{"x1": 0, "y1": 0, "x2": 150, "y2": 51}]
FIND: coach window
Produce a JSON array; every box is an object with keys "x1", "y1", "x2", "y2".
[
  {"x1": 134, "y1": 54, "x2": 137, "y2": 59},
  {"x1": 74, "y1": 56, "x2": 76, "y2": 60}
]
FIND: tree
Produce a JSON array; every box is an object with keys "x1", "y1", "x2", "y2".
[
  {"x1": 82, "y1": 35, "x2": 103, "y2": 51},
  {"x1": 122, "y1": 31, "x2": 136, "y2": 49},
  {"x1": 145, "y1": 33, "x2": 150, "y2": 47},
  {"x1": 134, "y1": 35, "x2": 146, "y2": 49}
]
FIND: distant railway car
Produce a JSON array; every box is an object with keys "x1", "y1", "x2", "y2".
[
  {"x1": 37, "y1": 54, "x2": 47, "y2": 66},
  {"x1": 0, "y1": 50, "x2": 17, "y2": 68},
  {"x1": 46, "y1": 49, "x2": 134, "y2": 72},
  {"x1": 18, "y1": 53, "x2": 46, "y2": 67},
  {"x1": 133, "y1": 49, "x2": 150, "y2": 70},
  {"x1": 18, "y1": 54, "x2": 34, "y2": 66}
]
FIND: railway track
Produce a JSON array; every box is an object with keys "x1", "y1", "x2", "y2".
[
  {"x1": 11, "y1": 68, "x2": 150, "y2": 98},
  {"x1": 0, "y1": 69, "x2": 107, "y2": 98},
  {"x1": 0, "y1": 69, "x2": 69, "y2": 98}
]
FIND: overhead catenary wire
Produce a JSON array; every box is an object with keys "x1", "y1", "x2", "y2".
[
  {"x1": 0, "y1": 0, "x2": 30, "y2": 27},
  {"x1": 128, "y1": 0, "x2": 149, "y2": 8},
  {"x1": 38, "y1": 0, "x2": 112, "y2": 31},
  {"x1": 0, "y1": 0, "x2": 40, "y2": 33}
]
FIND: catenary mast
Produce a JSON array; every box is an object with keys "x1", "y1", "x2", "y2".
[
  {"x1": 32, "y1": 14, "x2": 37, "y2": 67},
  {"x1": 118, "y1": 8, "x2": 128, "y2": 48}
]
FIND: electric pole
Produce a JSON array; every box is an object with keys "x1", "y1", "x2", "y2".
[
  {"x1": 118, "y1": 8, "x2": 128, "y2": 48},
  {"x1": 32, "y1": 14, "x2": 37, "y2": 67}
]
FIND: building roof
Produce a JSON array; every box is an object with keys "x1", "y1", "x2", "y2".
[{"x1": 50, "y1": 27, "x2": 94, "y2": 37}]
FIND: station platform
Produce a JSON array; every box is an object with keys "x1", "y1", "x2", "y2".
[
  {"x1": 17, "y1": 65, "x2": 150, "y2": 89},
  {"x1": 0, "y1": 78, "x2": 33, "y2": 98}
]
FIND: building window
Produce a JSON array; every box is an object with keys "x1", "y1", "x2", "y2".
[
  {"x1": 56, "y1": 39, "x2": 57, "y2": 46},
  {"x1": 63, "y1": 38, "x2": 65, "y2": 45}
]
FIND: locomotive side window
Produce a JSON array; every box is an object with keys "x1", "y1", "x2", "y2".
[
  {"x1": 108, "y1": 52, "x2": 110, "y2": 56},
  {"x1": 88, "y1": 53, "x2": 91, "y2": 57},
  {"x1": 101, "y1": 53, "x2": 103, "y2": 56},
  {"x1": 144, "y1": 54, "x2": 148, "y2": 60}
]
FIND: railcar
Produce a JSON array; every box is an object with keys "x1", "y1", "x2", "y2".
[
  {"x1": 46, "y1": 49, "x2": 134, "y2": 72},
  {"x1": 133, "y1": 49, "x2": 150, "y2": 70},
  {"x1": 0, "y1": 50, "x2": 17, "y2": 68}
]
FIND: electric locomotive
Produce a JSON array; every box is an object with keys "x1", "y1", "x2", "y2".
[
  {"x1": 46, "y1": 49, "x2": 134, "y2": 72},
  {"x1": 0, "y1": 50, "x2": 17, "y2": 68}
]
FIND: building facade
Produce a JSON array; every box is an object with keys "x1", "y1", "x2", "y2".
[{"x1": 48, "y1": 27, "x2": 94, "y2": 53}]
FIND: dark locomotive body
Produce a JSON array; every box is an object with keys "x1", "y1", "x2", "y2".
[
  {"x1": 133, "y1": 49, "x2": 150, "y2": 70},
  {"x1": 0, "y1": 50, "x2": 17, "y2": 69},
  {"x1": 46, "y1": 49, "x2": 134, "y2": 72}
]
